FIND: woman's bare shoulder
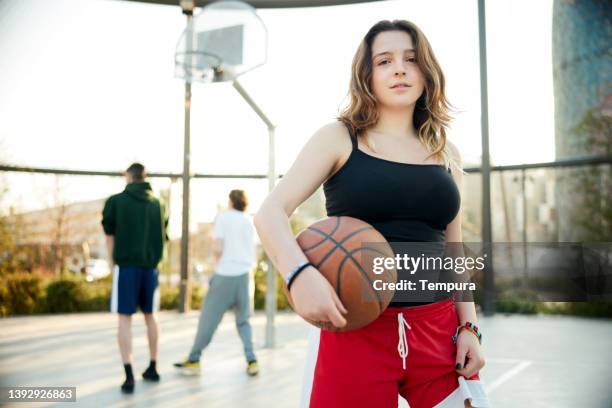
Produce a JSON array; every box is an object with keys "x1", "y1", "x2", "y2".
[
  {"x1": 313, "y1": 121, "x2": 351, "y2": 143},
  {"x1": 308, "y1": 121, "x2": 353, "y2": 155},
  {"x1": 302, "y1": 121, "x2": 353, "y2": 180}
]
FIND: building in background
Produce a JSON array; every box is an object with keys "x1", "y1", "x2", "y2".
[{"x1": 6, "y1": 198, "x2": 106, "y2": 276}]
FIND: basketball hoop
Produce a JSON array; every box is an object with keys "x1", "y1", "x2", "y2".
[{"x1": 174, "y1": 0, "x2": 267, "y2": 83}]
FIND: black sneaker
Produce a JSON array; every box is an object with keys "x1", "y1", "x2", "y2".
[
  {"x1": 121, "y1": 378, "x2": 134, "y2": 394},
  {"x1": 142, "y1": 366, "x2": 160, "y2": 382}
]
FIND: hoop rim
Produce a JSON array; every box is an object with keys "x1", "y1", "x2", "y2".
[{"x1": 174, "y1": 50, "x2": 223, "y2": 69}]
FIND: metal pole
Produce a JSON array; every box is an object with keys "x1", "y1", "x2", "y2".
[
  {"x1": 498, "y1": 170, "x2": 512, "y2": 242},
  {"x1": 265, "y1": 127, "x2": 277, "y2": 348},
  {"x1": 178, "y1": 9, "x2": 194, "y2": 313},
  {"x1": 521, "y1": 169, "x2": 528, "y2": 286},
  {"x1": 478, "y1": 0, "x2": 495, "y2": 316},
  {"x1": 232, "y1": 80, "x2": 274, "y2": 128},
  {"x1": 2, "y1": 156, "x2": 609, "y2": 178},
  {"x1": 232, "y1": 78, "x2": 277, "y2": 347}
]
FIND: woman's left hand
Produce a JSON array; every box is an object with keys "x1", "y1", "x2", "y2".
[{"x1": 455, "y1": 329, "x2": 485, "y2": 378}]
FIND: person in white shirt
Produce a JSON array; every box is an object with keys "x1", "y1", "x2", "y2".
[{"x1": 174, "y1": 190, "x2": 259, "y2": 376}]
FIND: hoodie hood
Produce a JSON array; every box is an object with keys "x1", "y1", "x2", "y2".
[{"x1": 125, "y1": 182, "x2": 155, "y2": 202}]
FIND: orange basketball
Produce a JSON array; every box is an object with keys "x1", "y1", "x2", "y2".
[{"x1": 284, "y1": 216, "x2": 396, "y2": 332}]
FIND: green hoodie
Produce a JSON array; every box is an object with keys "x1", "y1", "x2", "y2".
[{"x1": 101, "y1": 182, "x2": 168, "y2": 269}]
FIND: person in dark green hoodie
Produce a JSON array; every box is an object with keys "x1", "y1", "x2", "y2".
[{"x1": 102, "y1": 163, "x2": 168, "y2": 394}]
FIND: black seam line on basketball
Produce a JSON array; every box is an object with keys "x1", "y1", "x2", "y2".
[
  {"x1": 301, "y1": 217, "x2": 342, "y2": 252},
  {"x1": 303, "y1": 217, "x2": 347, "y2": 253},
  {"x1": 336, "y1": 247, "x2": 391, "y2": 313},
  {"x1": 336, "y1": 247, "x2": 385, "y2": 315},
  {"x1": 336, "y1": 249, "x2": 384, "y2": 316},
  {"x1": 305, "y1": 224, "x2": 376, "y2": 307},
  {"x1": 310, "y1": 225, "x2": 373, "y2": 276},
  {"x1": 307, "y1": 225, "x2": 374, "y2": 271}
]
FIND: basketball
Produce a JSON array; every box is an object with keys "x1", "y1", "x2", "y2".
[{"x1": 284, "y1": 216, "x2": 397, "y2": 332}]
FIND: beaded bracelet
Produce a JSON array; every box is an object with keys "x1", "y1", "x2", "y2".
[
  {"x1": 286, "y1": 261, "x2": 313, "y2": 292},
  {"x1": 451, "y1": 322, "x2": 482, "y2": 345}
]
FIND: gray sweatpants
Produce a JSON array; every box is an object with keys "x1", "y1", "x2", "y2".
[{"x1": 188, "y1": 273, "x2": 256, "y2": 363}]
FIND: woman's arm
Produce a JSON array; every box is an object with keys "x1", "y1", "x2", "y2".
[
  {"x1": 446, "y1": 202, "x2": 478, "y2": 325},
  {"x1": 254, "y1": 122, "x2": 351, "y2": 328},
  {"x1": 445, "y1": 141, "x2": 485, "y2": 377},
  {"x1": 445, "y1": 141, "x2": 478, "y2": 325}
]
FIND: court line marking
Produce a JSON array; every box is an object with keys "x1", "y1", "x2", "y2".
[{"x1": 484, "y1": 360, "x2": 533, "y2": 394}]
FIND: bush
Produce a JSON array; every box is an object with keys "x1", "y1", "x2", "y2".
[
  {"x1": 191, "y1": 286, "x2": 204, "y2": 309},
  {"x1": 495, "y1": 298, "x2": 539, "y2": 314},
  {"x1": 0, "y1": 283, "x2": 7, "y2": 317},
  {"x1": 540, "y1": 302, "x2": 612, "y2": 318},
  {"x1": 4, "y1": 270, "x2": 604, "y2": 318},
  {"x1": 492, "y1": 300, "x2": 612, "y2": 317},
  {"x1": 0, "y1": 273, "x2": 45, "y2": 316},
  {"x1": 159, "y1": 284, "x2": 204, "y2": 311},
  {"x1": 160, "y1": 285, "x2": 179, "y2": 310},
  {"x1": 0, "y1": 272, "x2": 213, "y2": 315},
  {"x1": 44, "y1": 278, "x2": 89, "y2": 313},
  {"x1": 80, "y1": 280, "x2": 112, "y2": 312}
]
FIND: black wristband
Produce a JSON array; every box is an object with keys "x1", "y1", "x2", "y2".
[{"x1": 286, "y1": 262, "x2": 313, "y2": 292}]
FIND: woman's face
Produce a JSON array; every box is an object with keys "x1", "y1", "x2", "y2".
[{"x1": 370, "y1": 30, "x2": 425, "y2": 109}]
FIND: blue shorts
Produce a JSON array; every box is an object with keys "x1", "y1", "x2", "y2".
[{"x1": 110, "y1": 266, "x2": 159, "y2": 314}]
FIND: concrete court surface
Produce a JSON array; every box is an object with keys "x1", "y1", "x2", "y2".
[{"x1": 1, "y1": 309, "x2": 611, "y2": 408}]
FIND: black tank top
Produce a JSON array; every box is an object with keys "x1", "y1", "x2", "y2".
[{"x1": 323, "y1": 123, "x2": 461, "y2": 307}]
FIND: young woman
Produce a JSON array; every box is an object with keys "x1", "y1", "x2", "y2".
[{"x1": 254, "y1": 20, "x2": 490, "y2": 408}]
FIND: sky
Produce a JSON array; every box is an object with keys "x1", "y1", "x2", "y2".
[{"x1": 0, "y1": 0, "x2": 555, "y2": 235}]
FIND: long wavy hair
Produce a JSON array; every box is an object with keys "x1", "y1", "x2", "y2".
[{"x1": 338, "y1": 20, "x2": 459, "y2": 172}]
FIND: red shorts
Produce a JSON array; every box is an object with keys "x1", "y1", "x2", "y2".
[{"x1": 309, "y1": 299, "x2": 489, "y2": 408}]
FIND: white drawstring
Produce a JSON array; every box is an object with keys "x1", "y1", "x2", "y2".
[{"x1": 397, "y1": 313, "x2": 412, "y2": 370}]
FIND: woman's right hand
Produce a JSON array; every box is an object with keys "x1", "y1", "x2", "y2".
[{"x1": 289, "y1": 266, "x2": 348, "y2": 329}]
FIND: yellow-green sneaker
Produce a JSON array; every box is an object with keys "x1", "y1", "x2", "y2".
[
  {"x1": 246, "y1": 360, "x2": 259, "y2": 376},
  {"x1": 173, "y1": 358, "x2": 200, "y2": 373}
]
